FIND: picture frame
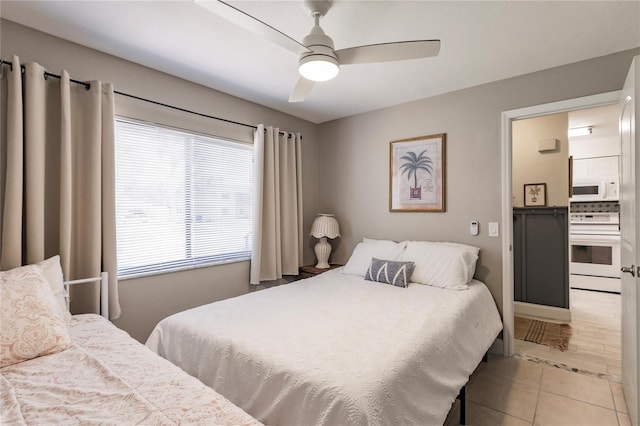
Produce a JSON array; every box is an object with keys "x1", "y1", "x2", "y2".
[
  {"x1": 524, "y1": 183, "x2": 547, "y2": 207},
  {"x1": 389, "y1": 133, "x2": 446, "y2": 212}
]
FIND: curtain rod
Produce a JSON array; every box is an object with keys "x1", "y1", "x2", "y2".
[
  {"x1": 114, "y1": 91, "x2": 257, "y2": 131},
  {"x1": 1, "y1": 59, "x2": 92, "y2": 90},
  {"x1": 1, "y1": 59, "x2": 298, "y2": 138}
]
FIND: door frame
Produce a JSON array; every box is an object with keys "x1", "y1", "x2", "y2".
[{"x1": 500, "y1": 90, "x2": 621, "y2": 356}]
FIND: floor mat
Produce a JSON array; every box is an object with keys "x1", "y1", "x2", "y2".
[{"x1": 514, "y1": 316, "x2": 572, "y2": 351}]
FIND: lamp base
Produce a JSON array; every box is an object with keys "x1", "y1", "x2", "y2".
[{"x1": 314, "y1": 237, "x2": 332, "y2": 269}]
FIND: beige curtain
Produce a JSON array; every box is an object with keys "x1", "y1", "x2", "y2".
[
  {"x1": 250, "y1": 125, "x2": 303, "y2": 284},
  {"x1": 0, "y1": 55, "x2": 120, "y2": 319}
]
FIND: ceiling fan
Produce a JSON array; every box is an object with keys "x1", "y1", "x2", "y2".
[{"x1": 195, "y1": 0, "x2": 440, "y2": 102}]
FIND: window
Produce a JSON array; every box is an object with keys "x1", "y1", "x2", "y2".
[{"x1": 115, "y1": 118, "x2": 253, "y2": 278}]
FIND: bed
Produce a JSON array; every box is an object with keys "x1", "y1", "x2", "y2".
[
  {"x1": 0, "y1": 257, "x2": 261, "y2": 425},
  {"x1": 146, "y1": 239, "x2": 503, "y2": 426}
]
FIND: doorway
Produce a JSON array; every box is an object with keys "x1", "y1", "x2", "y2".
[
  {"x1": 509, "y1": 104, "x2": 622, "y2": 379},
  {"x1": 500, "y1": 90, "x2": 621, "y2": 360}
]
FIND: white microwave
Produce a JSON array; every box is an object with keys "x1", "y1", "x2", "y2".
[{"x1": 570, "y1": 177, "x2": 619, "y2": 202}]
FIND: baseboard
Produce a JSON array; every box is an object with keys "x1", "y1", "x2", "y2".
[{"x1": 514, "y1": 301, "x2": 571, "y2": 322}]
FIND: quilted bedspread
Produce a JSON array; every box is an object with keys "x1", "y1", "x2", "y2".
[
  {"x1": 0, "y1": 314, "x2": 261, "y2": 425},
  {"x1": 147, "y1": 268, "x2": 502, "y2": 426}
]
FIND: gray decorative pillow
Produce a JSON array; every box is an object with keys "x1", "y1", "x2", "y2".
[{"x1": 364, "y1": 258, "x2": 416, "y2": 288}]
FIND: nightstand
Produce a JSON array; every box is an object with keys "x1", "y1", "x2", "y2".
[{"x1": 298, "y1": 264, "x2": 342, "y2": 280}]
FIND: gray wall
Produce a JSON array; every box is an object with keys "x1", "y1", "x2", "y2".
[
  {"x1": 0, "y1": 19, "x2": 320, "y2": 342},
  {"x1": 316, "y1": 48, "x2": 640, "y2": 315}
]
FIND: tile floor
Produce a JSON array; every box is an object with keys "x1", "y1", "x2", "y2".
[
  {"x1": 444, "y1": 355, "x2": 630, "y2": 426},
  {"x1": 444, "y1": 289, "x2": 627, "y2": 425}
]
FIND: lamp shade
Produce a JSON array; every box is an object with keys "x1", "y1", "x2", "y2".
[{"x1": 310, "y1": 214, "x2": 340, "y2": 239}]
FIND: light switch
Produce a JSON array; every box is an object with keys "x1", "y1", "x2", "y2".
[{"x1": 489, "y1": 222, "x2": 499, "y2": 237}]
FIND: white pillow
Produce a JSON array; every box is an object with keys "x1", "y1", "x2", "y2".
[
  {"x1": 401, "y1": 241, "x2": 479, "y2": 290},
  {"x1": 439, "y1": 242, "x2": 480, "y2": 283},
  {"x1": 363, "y1": 238, "x2": 398, "y2": 245},
  {"x1": 36, "y1": 255, "x2": 71, "y2": 322},
  {"x1": 0, "y1": 265, "x2": 71, "y2": 367},
  {"x1": 343, "y1": 241, "x2": 407, "y2": 277},
  {"x1": 362, "y1": 238, "x2": 408, "y2": 254}
]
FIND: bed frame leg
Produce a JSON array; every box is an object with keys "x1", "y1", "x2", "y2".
[
  {"x1": 455, "y1": 353, "x2": 487, "y2": 425},
  {"x1": 455, "y1": 353, "x2": 485, "y2": 425},
  {"x1": 457, "y1": 385, "x2": 466, "y2": 425}
]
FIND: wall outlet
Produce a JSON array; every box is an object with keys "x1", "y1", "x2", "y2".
[{"x1": 489, "y1": 222, "x2": 500, "y2": 237}]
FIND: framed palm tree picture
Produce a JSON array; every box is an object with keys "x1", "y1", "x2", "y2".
[{"x1": 389, "y1": 133, "x2": 446, "y2": 212}]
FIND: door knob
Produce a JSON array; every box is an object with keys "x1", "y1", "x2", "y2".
[{"x1": 621, "y1": 265, "x2": 636, "y2": 276}]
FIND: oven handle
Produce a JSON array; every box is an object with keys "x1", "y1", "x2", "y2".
[{"x1": 570, "y1": 234, "x2": 621, "y2": 243}]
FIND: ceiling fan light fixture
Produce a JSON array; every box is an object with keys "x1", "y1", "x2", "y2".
[{"x1": 299, "y1": 56, "x2": 339, "y2": 82}]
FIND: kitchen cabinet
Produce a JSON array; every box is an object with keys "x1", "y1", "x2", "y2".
[
  {"x1": 570, "y1": 137, "x2": 620, "y2": 159},
  {"x1": 513, "y1": 207, "x2": 569, "y2": 308},
  {"x1": 572, "y1": 156, "x2": 619, "y2": 180}
]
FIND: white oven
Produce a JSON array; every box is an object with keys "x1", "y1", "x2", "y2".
[
  {"x1": 570, "y1": 234, "x2": 621, "y2": 278},
  {"x1": 570, "y1": 177, "x2": 619, "y2": 202},
  {"x1": 569, "y1": 211, "x2": 621, "y2": 293}
]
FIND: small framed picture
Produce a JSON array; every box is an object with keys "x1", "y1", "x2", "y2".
[{"x1": 524, "y1": 183, "x2": 547, "y2": 207}]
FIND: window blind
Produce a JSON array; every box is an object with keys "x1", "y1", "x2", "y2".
[{"x1": 115, "y1": 118, "x2": 253, "y2": 278}]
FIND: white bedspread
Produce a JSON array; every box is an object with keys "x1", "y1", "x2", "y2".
[
  {"x1": 1, "y1": 314, "x2": 261, "y2": 425},
  {"x1": 146, "y1": 268, "x2": 502, "y2": 426}
]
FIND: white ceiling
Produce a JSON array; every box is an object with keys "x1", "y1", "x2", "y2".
[{"x1": 1, "y1": 1, "x2": 639, "y2": 124}]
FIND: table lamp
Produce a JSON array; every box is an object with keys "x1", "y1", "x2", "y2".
[{"x1": 310, "y1": 214, "x2": 340, "y2": 268}]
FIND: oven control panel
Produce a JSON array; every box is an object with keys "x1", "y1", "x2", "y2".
[{"x1": 570, "y1": 212, "x2": 619, "y2": 225}]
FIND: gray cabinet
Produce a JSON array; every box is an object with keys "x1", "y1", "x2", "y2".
[{"x1": 513, "y1": 207, "x2": 569, "y2": 308}]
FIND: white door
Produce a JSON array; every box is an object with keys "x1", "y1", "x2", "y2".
[{"x1": 620, "y1": 55, "x2": 639, "y2": 426}]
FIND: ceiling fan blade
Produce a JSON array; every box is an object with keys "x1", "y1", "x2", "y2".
[
  {"x1": 289, "y1": 77, "x2": 316, "y2": 103},
  {"x1": 336, "y1": 40, "x2": 440, "y2": 65},
  {"x1": 194, "y1": 0, "x2": 311, "y2": 56}
]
